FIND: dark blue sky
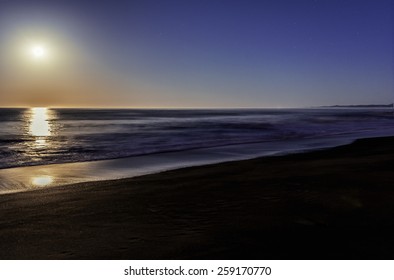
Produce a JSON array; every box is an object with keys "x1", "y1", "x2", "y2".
[{"x1": 0, "y1": 0, "x2": 392, "y2": 107}]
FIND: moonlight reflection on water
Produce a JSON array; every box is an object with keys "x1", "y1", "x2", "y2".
[{"x1": 29, "y1": 107, "x2": 51, "y2": 137}]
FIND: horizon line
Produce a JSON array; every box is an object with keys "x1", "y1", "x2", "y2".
[{"x1": 0, "y1": 104, "x2": 393, "y2": 110}]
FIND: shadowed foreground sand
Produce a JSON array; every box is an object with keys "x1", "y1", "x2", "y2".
[{"x1": 1, "y1": 136, "x2": 394, "y2": 259}]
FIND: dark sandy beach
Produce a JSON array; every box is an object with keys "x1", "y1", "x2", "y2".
[{"x1": 1, "y1": 136, "x2": 394, "y2": 259}]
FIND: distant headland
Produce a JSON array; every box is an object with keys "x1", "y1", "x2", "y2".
[{"x1": 321, "y1": 104, "x2": 393, "y2": 108}]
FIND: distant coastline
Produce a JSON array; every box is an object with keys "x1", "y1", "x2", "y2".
[{"x1": 320, "y1": 103, "x2": 393, "y2": 108}]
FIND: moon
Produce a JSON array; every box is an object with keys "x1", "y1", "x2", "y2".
[{"x1": 30, "y1": 45, "x2": 47, "y2": 59}]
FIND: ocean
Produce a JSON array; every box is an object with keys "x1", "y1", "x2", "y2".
[
  {"x1": 1, "y1": 107, "x2": 394, "y2": 193},
  {"x1": 1, "y1": 107, "x2": 394, "y2": 169}
]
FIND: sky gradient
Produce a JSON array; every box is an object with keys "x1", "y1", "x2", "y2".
[{"x1": 0, "y1": 0, "x2": 392, "y2": 108}]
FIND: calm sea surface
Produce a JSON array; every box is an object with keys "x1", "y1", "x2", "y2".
[{"x1": 1, "y1": 108, "x2": 394, "y2": 169}]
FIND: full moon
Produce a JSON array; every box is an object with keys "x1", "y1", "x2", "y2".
[{"x1": 30, "y1": 45, "x2": 47, "y2": 59}]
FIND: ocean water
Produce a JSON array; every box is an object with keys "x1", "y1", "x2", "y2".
[{"x1": 1, "y1": 107, "x2": 394, "y2": 170}]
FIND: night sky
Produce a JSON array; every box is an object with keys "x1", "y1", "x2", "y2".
[{"x1": 0, "y1": 0, "x2": 392, "y2": 108}]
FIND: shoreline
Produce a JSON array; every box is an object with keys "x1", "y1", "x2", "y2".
[
  {"x1": 2, "y1": 107, "x2": 394, "y2": 195},
  {"x1": 0, "y1": 135, "x2": 352, "y2": 194},
  {"x1": 1, "y1": 135, "x2": 394, "y2": 259}
]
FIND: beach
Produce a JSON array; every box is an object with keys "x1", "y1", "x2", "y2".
[{"x1": 1, "y1": 136, "x2": 394, "y2": 259}]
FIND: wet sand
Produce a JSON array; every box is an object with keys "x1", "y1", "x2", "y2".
[
  {"x1": 0, "y1": 136, "x2": 349, "y2": 194},
  {"x1": 1, "y1": 136, "x2": 394, "y2": 259}
]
